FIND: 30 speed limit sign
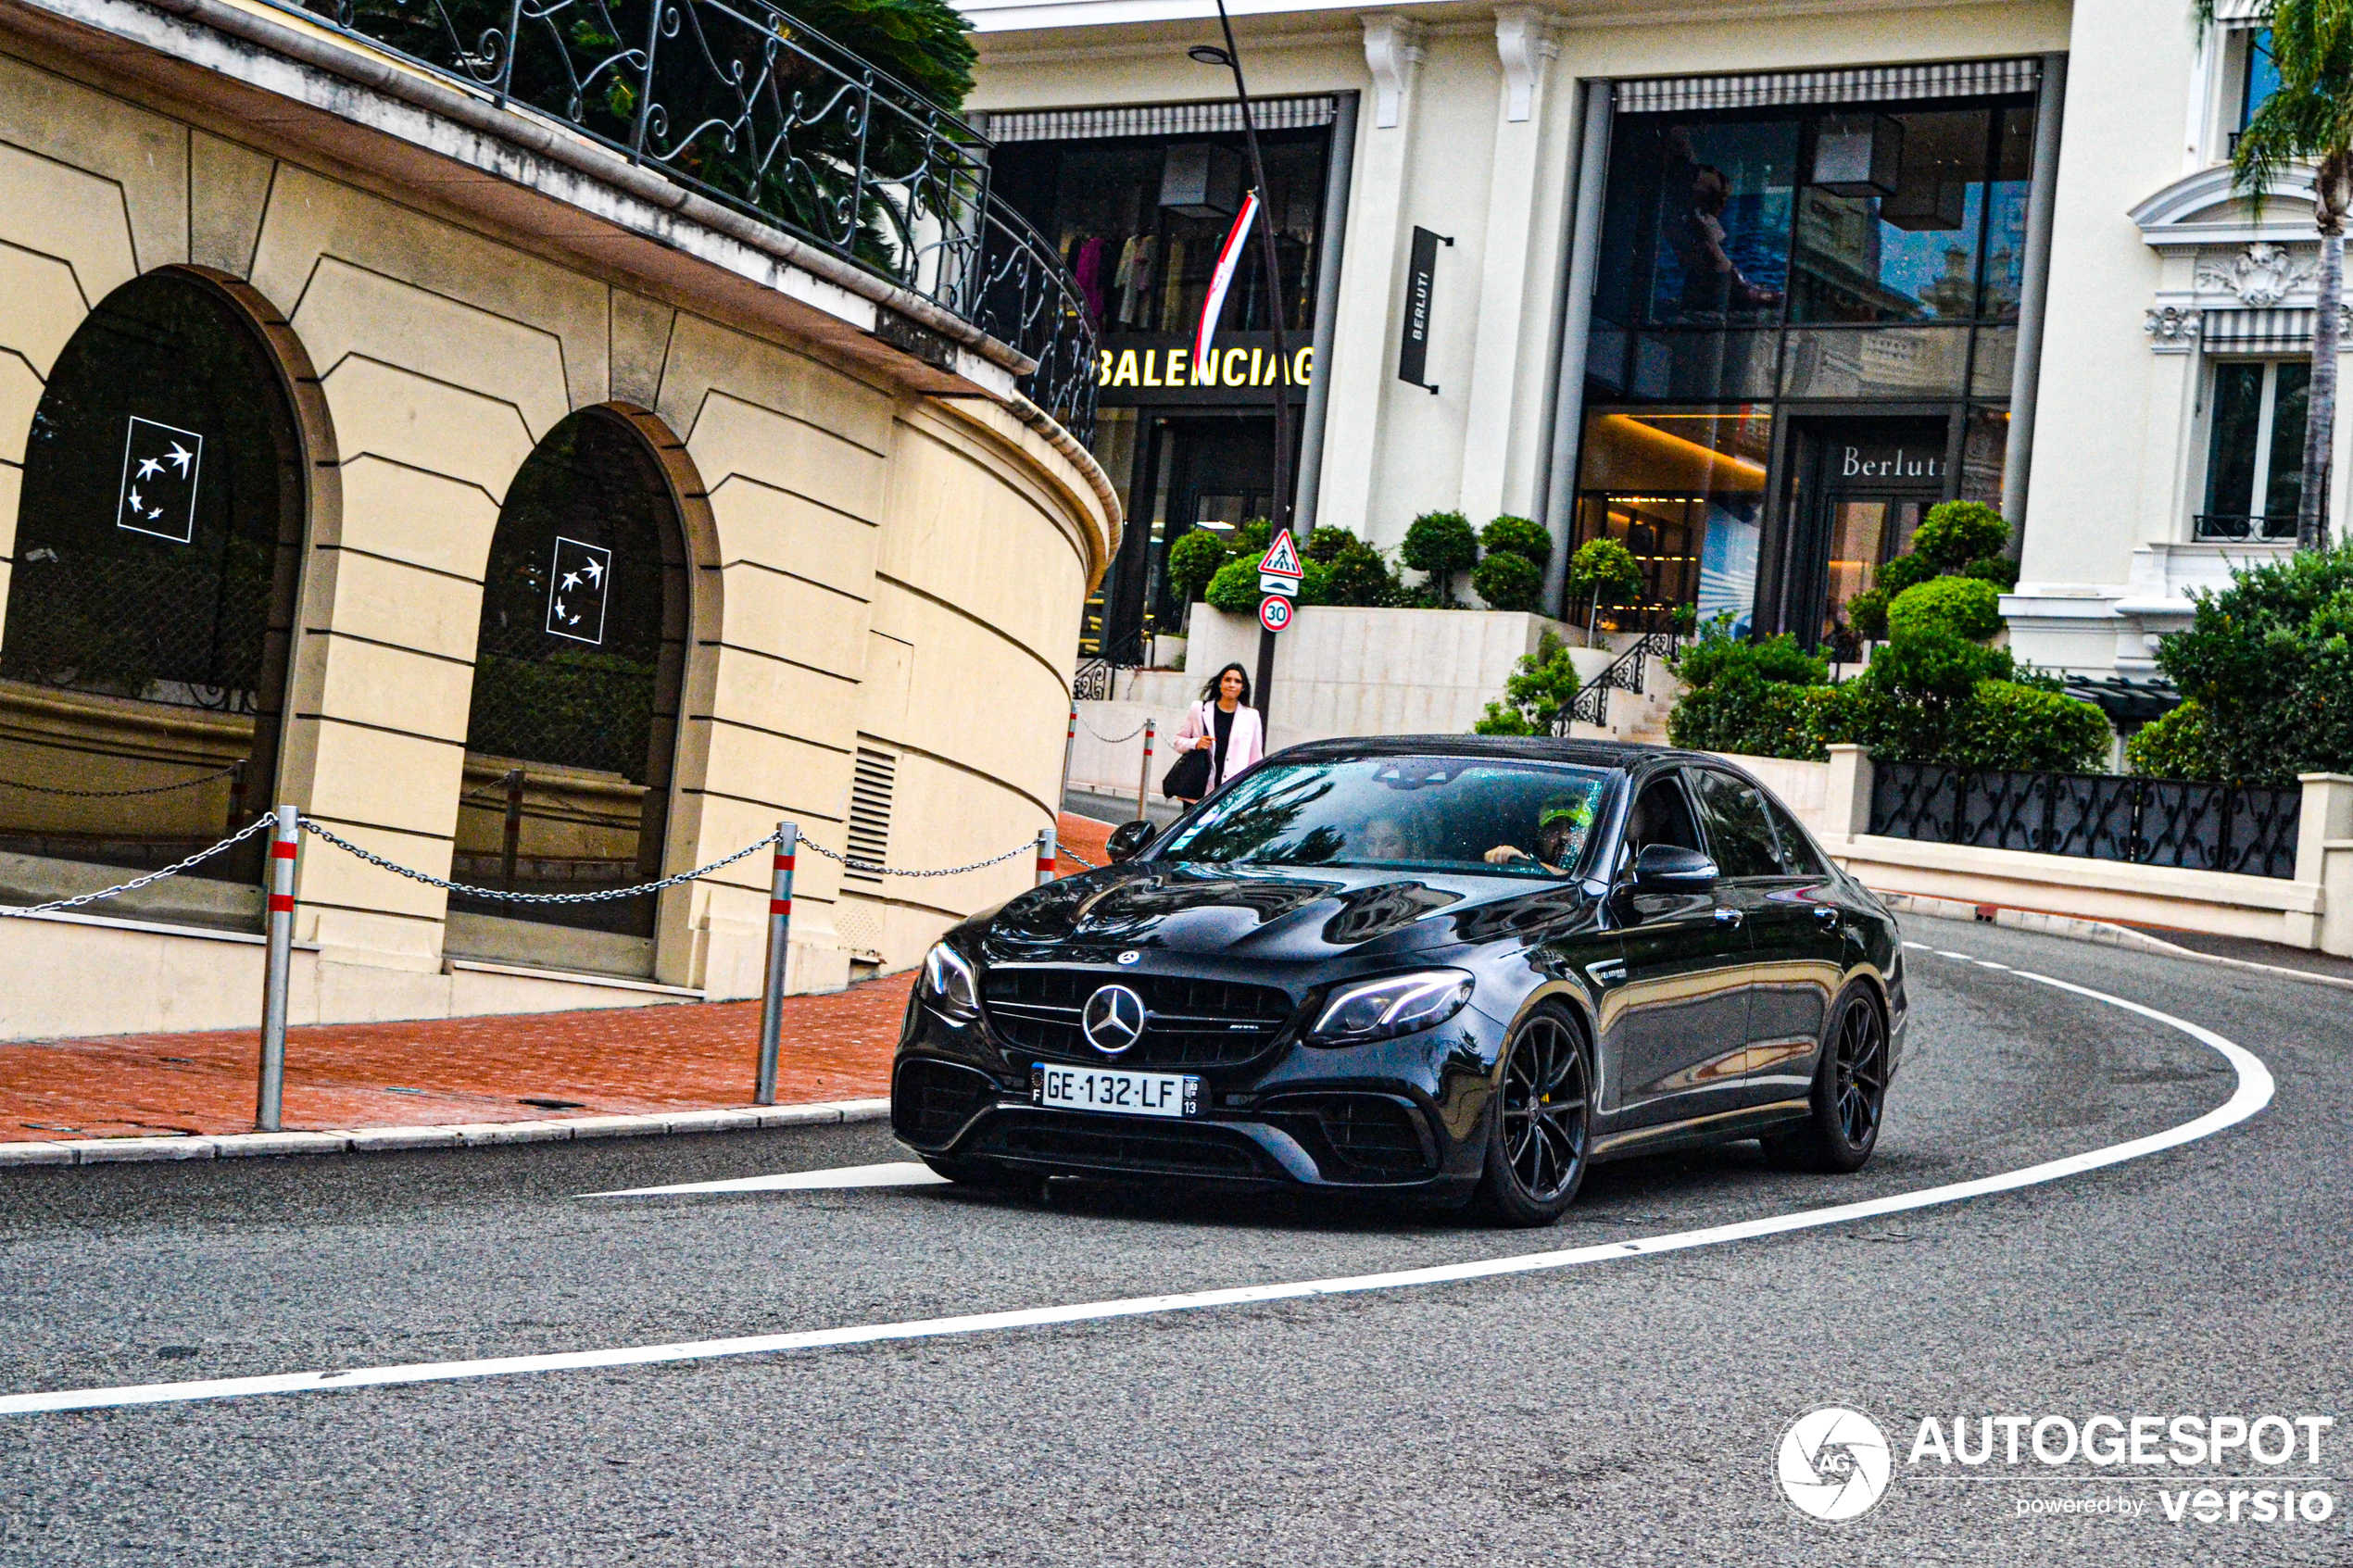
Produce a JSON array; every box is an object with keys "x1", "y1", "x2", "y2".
[{"x1": 1258, "y1": 594, "x2": 1293, "y2": 633}]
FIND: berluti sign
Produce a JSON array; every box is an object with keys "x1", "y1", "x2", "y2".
[
  {"x1": 1094, "y1": 332, "x2": 1313, "y2": 406},
  {"x1": 1836, "y1": 442, "x2": 1945, "y2": 486}
]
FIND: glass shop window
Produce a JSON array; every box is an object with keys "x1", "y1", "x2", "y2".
[
  {"x1": 1572, "y1": 406, "x2": 1773, "y2": 635},
  {"x1": 1595, "y1": 117, "x2": 1799, "y2": 330},
  {"x1": 2202, "y1": 359, "x2": 2309, "y2": 539},
  {"x1": 1789, "y1": 108, "x2": 1992, "y2": 324}
]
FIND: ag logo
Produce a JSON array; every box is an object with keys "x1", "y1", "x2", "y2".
[
  {"x1": 1777, "y1": 1407, "x2": 1892, "y2": 1522},
  {"x1": 1080, "y1": 985, "x2": 1146, "y2": 1056}
]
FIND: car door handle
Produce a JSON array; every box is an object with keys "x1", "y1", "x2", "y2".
[
  {"x1": 1813, "y1": 905, "x2": 1842, "y2": 926},
  {"x1": 1713, "y1": 908, "x2": 1743, "y2": 928}
]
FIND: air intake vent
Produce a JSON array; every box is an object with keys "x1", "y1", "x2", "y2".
[{"x1": 847, "y1": 746, "x2": 896, "y2": 887}]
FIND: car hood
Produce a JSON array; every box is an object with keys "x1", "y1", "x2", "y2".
[{"x1": 977, "y1": 860, "x2": 1600, "y2": 965}]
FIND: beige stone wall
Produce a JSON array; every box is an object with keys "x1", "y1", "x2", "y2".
[{"x1": 0, "y1": 36, "x2": 1108, "y2": 1037}]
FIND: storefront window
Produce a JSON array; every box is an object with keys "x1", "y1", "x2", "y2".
[
  {"x1": 1791, "y1": 109, "x2": 1989, "y2": 323},
  {"x1": 1573, "y1": 408, "x2": 1771, "y2": 635},
  {"x1": 1981, "y1": 106, "x2": 2035, "y2": 320}
]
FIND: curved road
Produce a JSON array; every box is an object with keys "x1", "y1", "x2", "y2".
[{"x1": 0, "y1": 916, "x2": 2346, "y2": 1564}]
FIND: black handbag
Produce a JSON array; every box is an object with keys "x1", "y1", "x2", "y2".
[{"x1": 1162, "y1": 708, "x2": 1213, "y2": 799}]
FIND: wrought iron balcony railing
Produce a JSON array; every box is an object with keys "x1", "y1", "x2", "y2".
[
  {"x1": 284, "y1": 0, "x2": 1097, "y2": 438},
  {"x1": 2193, "y1": 511, "x2": 2298, "y2": 542}
]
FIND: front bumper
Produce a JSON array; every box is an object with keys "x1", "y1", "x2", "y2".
[{"x1": 891, "y1": 986, "x2": 1504, "y2": 1197}]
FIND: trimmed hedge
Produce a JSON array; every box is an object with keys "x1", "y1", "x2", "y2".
[
  {"x1": 1470, "y1": 551, "x2": 1543, "y2": 612},
  {"x1": 1885, "y1": 576, "x2": 2004, "y2": 643}
]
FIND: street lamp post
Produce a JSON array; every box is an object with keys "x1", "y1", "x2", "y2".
[{"x1": 1190, "y1": 0, "x2": 1293, "y2": 722}]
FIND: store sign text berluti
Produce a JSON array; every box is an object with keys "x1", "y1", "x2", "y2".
[{"x1": 1094, "y1": 332, "x2": 1312, "y2": 406}]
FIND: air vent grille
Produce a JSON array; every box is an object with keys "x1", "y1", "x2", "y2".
[{"x1": 847, "y1": 746, "x2": 896, "y2": 887}]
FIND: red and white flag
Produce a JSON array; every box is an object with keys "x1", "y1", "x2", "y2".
[{"x1": 1193, "y1": 188, "x2": 1261, "y2": 367}]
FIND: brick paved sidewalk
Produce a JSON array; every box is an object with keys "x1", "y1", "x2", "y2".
[{"x1": 0, "y1": 812, "x2": 1120, "y2": 1142}]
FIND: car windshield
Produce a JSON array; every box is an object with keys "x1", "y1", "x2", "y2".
[{"x1": 1153, "y1": 756, "x2": 1617, "y2": 878}]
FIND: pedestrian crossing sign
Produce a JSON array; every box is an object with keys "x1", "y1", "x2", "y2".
[{"x1": 1258, "y1": 528, "x2": 1302, "y2": 579}]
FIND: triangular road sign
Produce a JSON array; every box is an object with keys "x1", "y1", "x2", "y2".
[{"x1": 1258, "y1": 527, "x2": 1303, "y2": 579}]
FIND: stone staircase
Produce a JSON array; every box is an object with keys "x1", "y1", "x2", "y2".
[{"x1": 1564, "y1": 631, "x2": 1684, "y2": 746}]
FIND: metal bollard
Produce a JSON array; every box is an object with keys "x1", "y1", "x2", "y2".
[
  {"x1": 257, "y1": 803, "x2": 297, "y2": 1132},
  {"x1": 1137, "y1": 718, "x2": 1155, "y2": 822},
  {"x1": 755, "y1": 821, "x2": 796, "y2": 1107},
  {"x1": 1036, "y1": 821, "x2": 1059, "y2": 886},
  {"x1": 1059, "y1": 706, "x2": 1077, "y2": 812}
]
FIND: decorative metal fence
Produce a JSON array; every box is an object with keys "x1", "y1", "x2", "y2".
[
  {"x1": 282, "y1": 0, "x2": 1097, "y2": 437},
  {"x1": 1550, "y1": 630, "x2": 1681, "y2": 735},
  {"x1": 1868, "y1": 762, "x2": 2302, "y2": 880}
]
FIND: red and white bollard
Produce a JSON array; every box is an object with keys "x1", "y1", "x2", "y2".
[
  {"x1": 257, "y1": 803, "x2": 297, "y2": 1131},
  {"x1": 1036, "y1": 821, "x2": 1059, "y2": 886},
  {"x1": 1136, "y1": 718, "x2": 1155, "y2": 822},
  {"x1": 755, "y1": 821, "x2": 797, "y2": 1106},
  {"x1": 1059, "y1": 706, "x2": 1077, "y2": 809}
]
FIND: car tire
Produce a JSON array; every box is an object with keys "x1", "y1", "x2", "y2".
[
  {"x1": 1468, "y1": 1005, "x2": 1593, "y2": 1228},
  {"x1": 1760, "y1": 985, "x2": 1890, "y2": 1174}
]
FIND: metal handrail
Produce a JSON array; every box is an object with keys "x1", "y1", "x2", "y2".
[
  {"x1": 1551, "y1": 630, "x2": 1681, "y2": 736},
  {"x1": 275, "y1": 0, "x2": 1096, "y2": 437}
]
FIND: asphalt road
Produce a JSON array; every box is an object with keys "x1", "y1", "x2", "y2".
[{"x1": 1, "y1": 915, "x2": 2346, "y2": 1565}]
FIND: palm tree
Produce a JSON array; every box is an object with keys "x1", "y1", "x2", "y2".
[{"x1": 2204, "y1": 0, "x2": 2353, "y2": 549}]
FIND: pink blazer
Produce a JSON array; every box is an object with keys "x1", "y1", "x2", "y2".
[{"x1": 1172, "y1": 700, "x2": 1265, "y2": 792}]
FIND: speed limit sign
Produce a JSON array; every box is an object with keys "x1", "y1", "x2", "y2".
[{"x1": 1258, "y1": 594, "x2": 1293, "y2": 633}]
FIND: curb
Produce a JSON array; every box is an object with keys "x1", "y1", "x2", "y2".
[
  {"x1": 1881, "y1": 891, "x2": 2353, "y2": 995},
  {"x1": 0, "y1": 1098, "x2": 890, "y2": 1169}
]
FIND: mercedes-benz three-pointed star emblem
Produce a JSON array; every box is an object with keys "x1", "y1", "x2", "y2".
[{"x1": 1080, "y1": 984, "x2": 1147, "y2": 1056}]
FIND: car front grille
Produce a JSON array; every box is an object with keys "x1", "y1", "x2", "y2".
[
  {"x1": 974, "y1": 1112, "x2": 1272, "y2": 1179},
  {"x1": 1262, "y1": 1093, "x2": 1433, "y2": 1182},
  {"x1": 982, "y1": 968, "x2": 1295, "y2": 1068},
  {"x1": 891, "y1": 1058, "x2": 996, "y2": 1146}
]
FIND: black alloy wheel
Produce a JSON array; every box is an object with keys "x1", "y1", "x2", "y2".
[
  {"x1": 1762, "y1": 986, "x2": 1889, "y2": 1173},
  {"x1": 1472, "y1": 1007, "x2": 1592, "y2": 1227}
]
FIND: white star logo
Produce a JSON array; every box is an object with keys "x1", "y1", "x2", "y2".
[
  {"x1": 581, "y1": 557, "x2": 604, "y2": 586},
  {"x1": 560, "y1": 571, "x2": 582, "y2": 591},
  {"x1": 553, "y1": 597, "x2": 567, "y2": 621},
  {"x1": 134, "y1": 458, "x2": 162, "y2": 481},
  {"x1": 165, "y1": 442, "x2": 195, "y2": 477},
  {"x1": 127, "y1": 488, "x2": 143, "y2": 513}
]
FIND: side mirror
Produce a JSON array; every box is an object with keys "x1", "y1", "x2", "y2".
[
  {"x1": 1632, "y1": 844, "x2": 1718, "y2": 891},
  {"x1": 1106, "y1": 819, "x2": 1159, "y2": 863}
]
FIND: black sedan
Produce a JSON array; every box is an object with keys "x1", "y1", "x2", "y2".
[{"x1": 891, "y1": 737, "x2": 1907, "y2": 1226}]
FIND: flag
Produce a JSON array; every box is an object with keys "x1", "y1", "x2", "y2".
[
  {"x1": 1193, "y1": 188, "x2": 1262, "y2": 368},
  {"x1": 546, "y1": 535, "x2": 612, "y2": 645},
  {"x1": 117, "y1": 417, "x2": 204, "y2": 544}
]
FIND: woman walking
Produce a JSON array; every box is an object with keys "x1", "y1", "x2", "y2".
[{"x1": 1168, "y1": 662, "x2": 1264, "y2": 806}]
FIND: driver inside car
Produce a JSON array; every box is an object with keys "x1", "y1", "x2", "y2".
[{"x1": 1483, "y1": 793, "x2": 1597, "y2": 875}]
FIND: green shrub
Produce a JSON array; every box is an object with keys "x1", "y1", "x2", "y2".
[
  {"x1": 1939, "y1": 682, "x2": 2110, "y2": 772},
  {"x1": 1964, "y1": 554, "x2": 2020, "y2": 590},
  {"x1": 1886, "y1": 576, "x2": 2004, "y2": 643},
  {"x1": 1294, "y1": 559, "x2": 1335, "y2": 607},
  {"x1": 1304, "y1": 526, "x2": 1357, "y2": 564},
  {"x1": 1878, "y1": 552, "x2": 1939, "y2": 596},
  {"x1": 2154, "y1": 544, "x2": 2353, "y2": 784},
  {"x1": 2125, "y1": 699, "x2": 2215, "y2": 780},
  {"x1": 1232, "y1": 518, "x2": 1272, "y2": 555},
  {"x1": 1203, "y1": 558, "x2": 1260, "y2": 613},
  {"x1": 1667, "y1": 676, "x2": 1837, "y2": 760},
  {"x1": 1473, "y1": 701, "x2": 1537, "y2": 736},
  {"x1": 1402, "y1": 510, "x2": 1478, "y2": 604},
  {"x1": 1472, "y1": 631, "x2": 1585, "y2": 734},
  {"x1": 1324, "y1": 542, "x2": 1397, "y2": 607},
  {"x1": 1567, "y1": 537, "x2": 1644, "y2": 644},
  {"x1": 1846, "y1": 588, "x2": 1892, "y2": 641},
  {"x1": 1478, "y1": 515, "x2": 1553, "y2": 568},
  {"x1": 1912, "y1": 500, "x2": 2009, "y2": 567},
  {"x1": 1167, "y1": 528, "x2": 1231, "y2": 603},
  {"x1": 1471, "y1": 550, "x2": 1543, "y2": 612},
  {"x1": 1673, "y1": 631, "x2": 1827, "y2": 691}
]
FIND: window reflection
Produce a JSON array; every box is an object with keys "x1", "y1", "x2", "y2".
[{"x1": 1792, "y1": 109, "x2": 1989, "y2": 323}]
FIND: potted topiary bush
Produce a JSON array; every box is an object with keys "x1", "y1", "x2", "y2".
[{"x1": 1401, "y1": 510, "x2": 1478, "y2": 606}]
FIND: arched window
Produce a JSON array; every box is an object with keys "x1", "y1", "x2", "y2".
[
  {"x1": 0, "y1": 270, "x2": 304, "y2": 925},
  {"x1": 447, "y1": 406, "x2": 687, "y2": 977}
]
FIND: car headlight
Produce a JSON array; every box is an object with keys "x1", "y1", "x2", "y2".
[
  {"x1": 921, "y1": 941, "x2": 980, "y2": 1018},
  {"x1": 1307, "y1": 969, "x2": 1473, "y2": 1046}
]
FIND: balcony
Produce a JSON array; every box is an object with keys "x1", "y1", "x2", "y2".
[
  {"x1": 2193, "y1": 512, "x2": 2298, "y2": 542},
  {"x1": 266, "y1": 0, "x2": 1097, "y2": 437}
]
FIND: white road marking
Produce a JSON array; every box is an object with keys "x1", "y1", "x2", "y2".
[
  {"x1": 581, "y1": 1161, "x2": 949, "y2": 1198},
  {"x1": 0, "y1": 964, "x2": 2274, "y2": 1417}
]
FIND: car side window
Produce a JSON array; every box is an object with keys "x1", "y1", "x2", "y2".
[
  {"x1": 1691, "y1": 769, "x2": 1783, "y2": 879},
  {"x1": 1766, "y1": 797, "x2": 1829, "y2": 877},
  {"x1": 1623, "y1": 772, "x2": 1704, "y2": 859}
]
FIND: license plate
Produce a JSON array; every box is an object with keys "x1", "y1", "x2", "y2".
[{"x1": 1032, "y1": 1062, "x2": 1201, "y2": 1119}]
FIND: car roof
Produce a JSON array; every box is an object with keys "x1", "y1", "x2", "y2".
[{"x1": 1265, "y1": 734, "x2": 1714, "y2": 772}]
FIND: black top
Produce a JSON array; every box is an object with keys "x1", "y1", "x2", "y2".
[{"x1": 1212, "y1": 703, "x2": 1234, "y2": 784}]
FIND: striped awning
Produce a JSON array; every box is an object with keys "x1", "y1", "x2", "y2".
[
  {"x1": 2212, "y1": 0, "x2": 2271, "y2": 20},
  {"x1": 1614, "y1": 58, "x2": 2041, "y2": 115},
  {"x1": 978, "y1": 96, "x2": 1338, "y2": 144},
  {"x1": 2204, "y1": 307, "x2": 2323, "y2": 353}
]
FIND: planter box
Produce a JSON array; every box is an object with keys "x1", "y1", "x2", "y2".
[{"x1": 1182, "y1": 605, "x2": 1576, "y2": 749}]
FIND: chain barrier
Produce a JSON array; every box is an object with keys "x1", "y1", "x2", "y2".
[
  {"x1": 0, "y1": 814, "x2": 275, "y2": 919},
  {"x1": 795, "y1": 837, "x2": 1037, "y2": 879},
  {"x1": 0, "y1": 759, "x2": 244, "y2": 799},
  {"x1": 1076, "y1": 716, "x2": 1150, "y2": 744},
  {"x1": 296, "y1": 817, "x2": 777, "y2": 905}
]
